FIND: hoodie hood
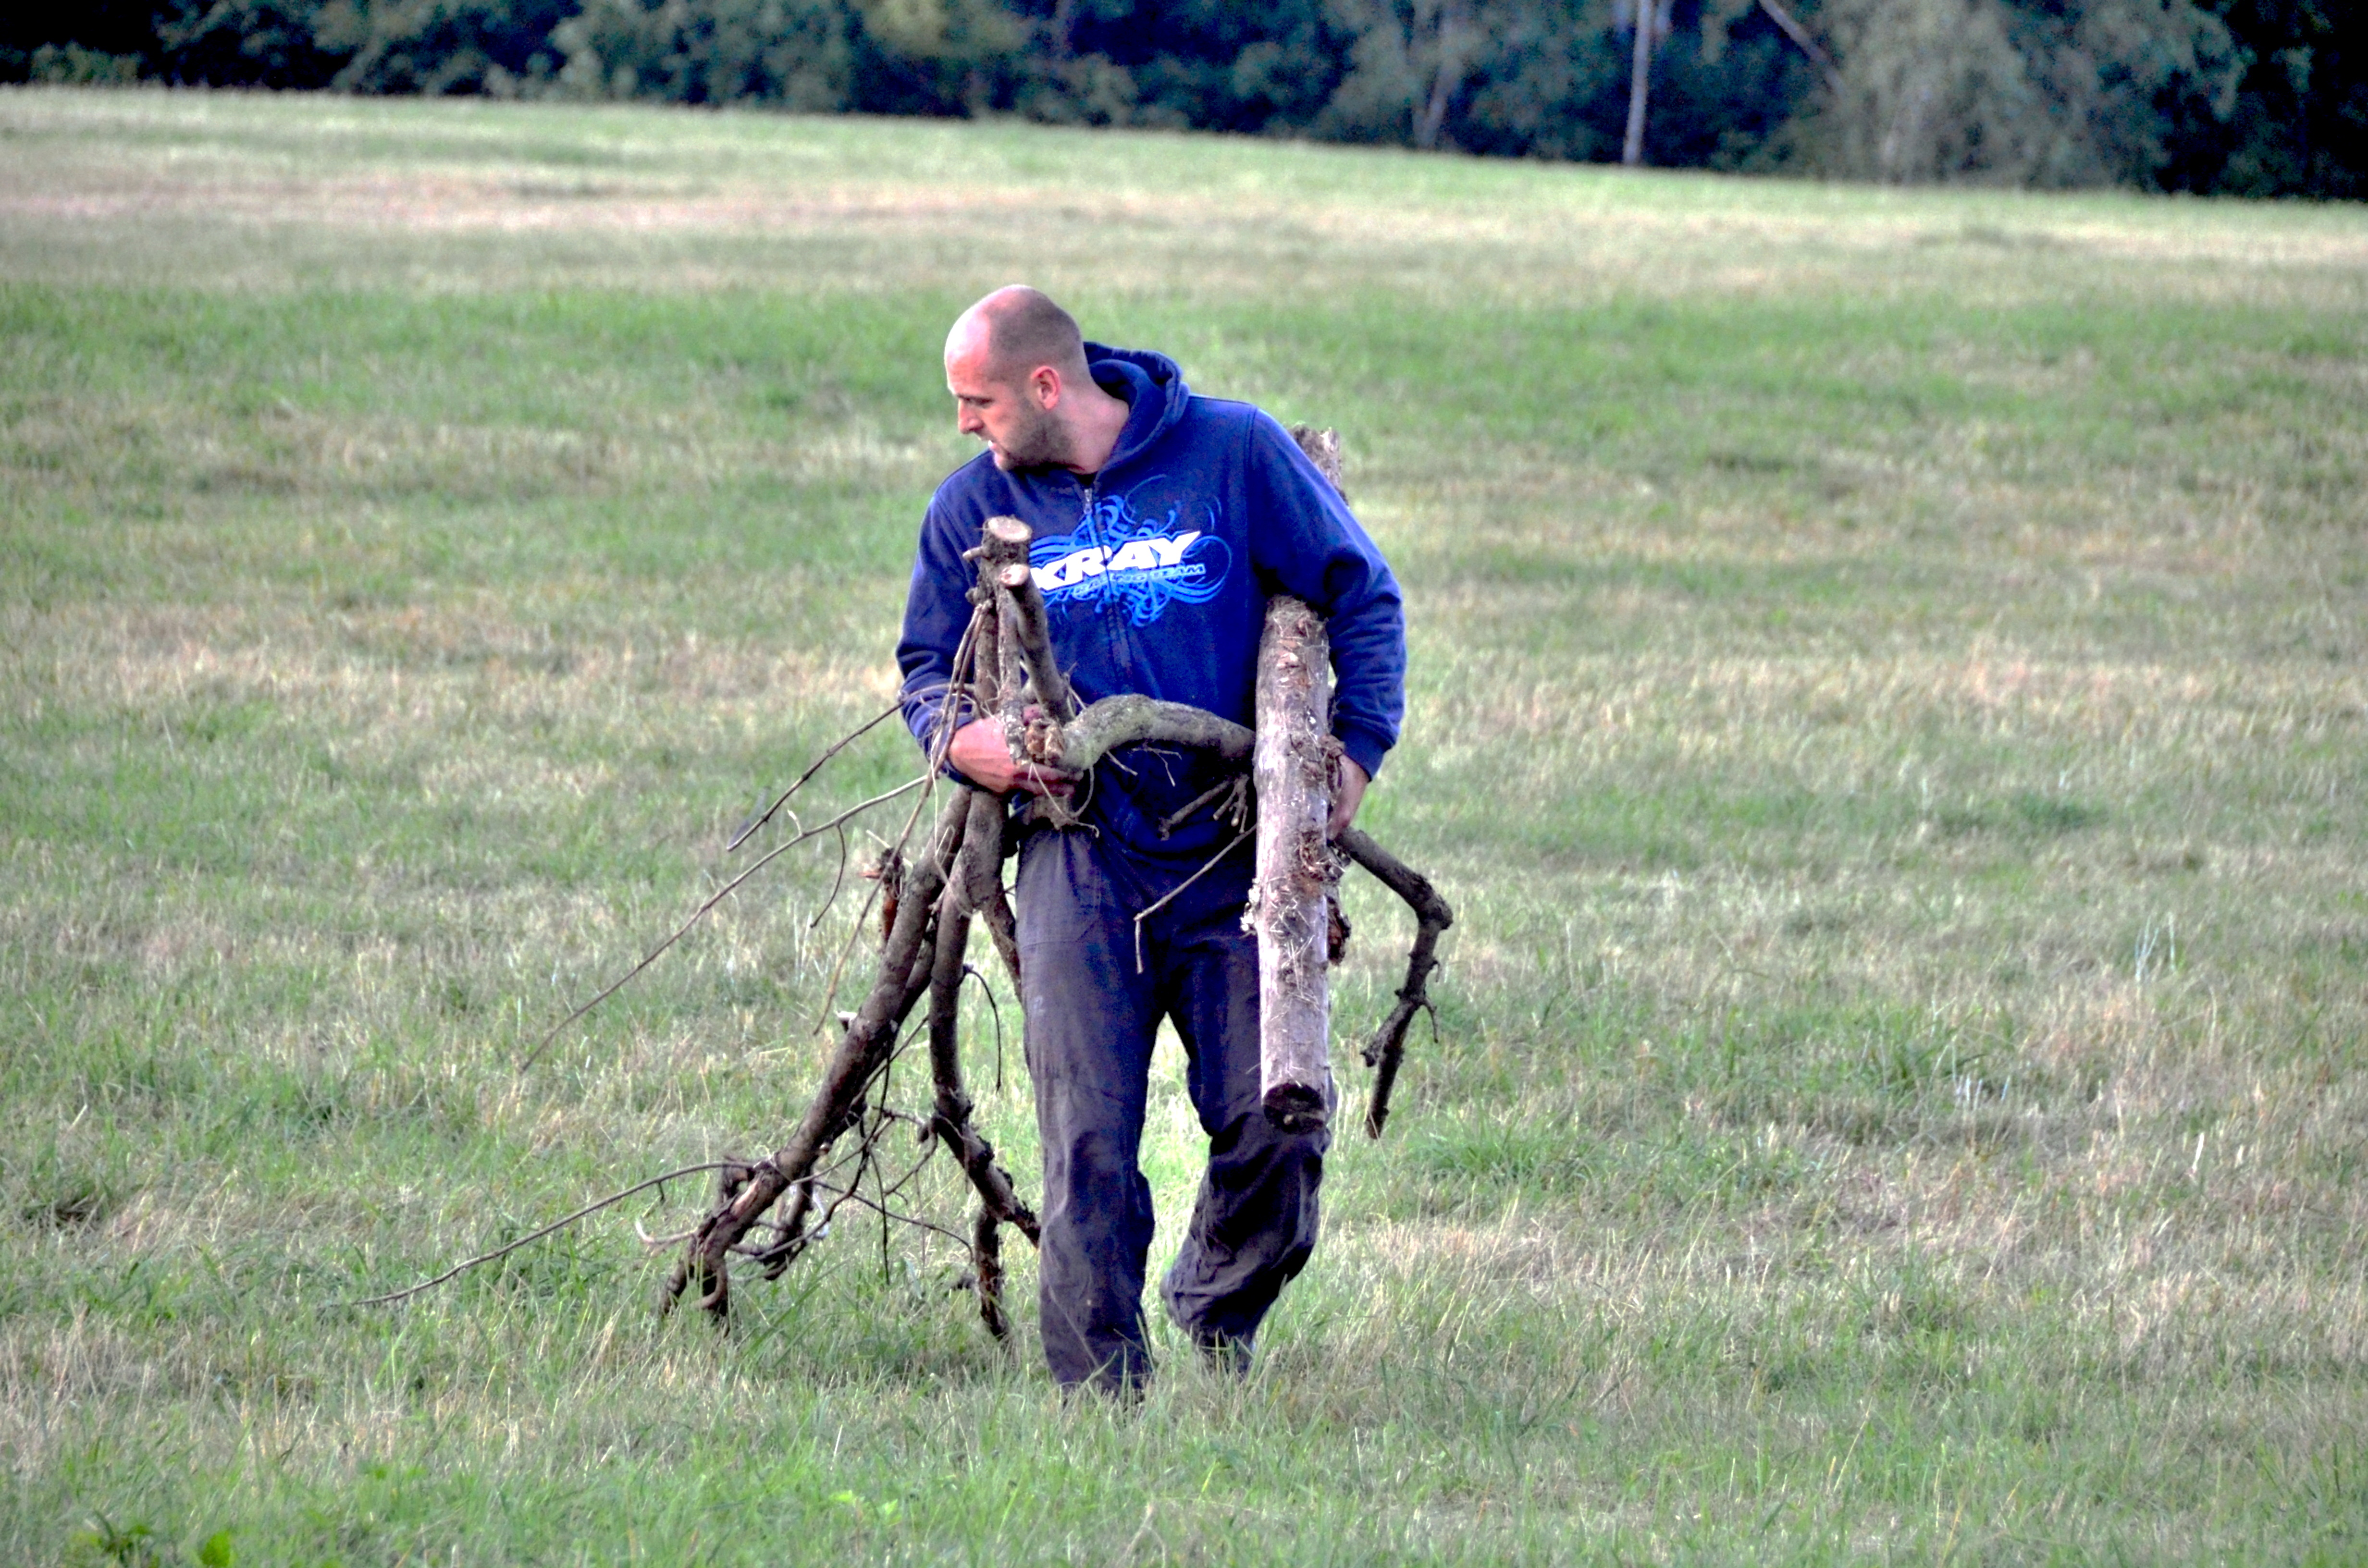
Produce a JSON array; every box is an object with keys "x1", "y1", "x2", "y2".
[{"x1": 1082, "y1": 343, "x2": 1191, "y2": 477}]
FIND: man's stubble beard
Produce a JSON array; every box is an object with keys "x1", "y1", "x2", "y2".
[{"x1": 991, "y1": 399, "x2": 1064, "y2": 471}]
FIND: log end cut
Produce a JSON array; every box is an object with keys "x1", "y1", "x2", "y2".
[{"x1": 1261, "y1": 1080, "x2": 1329, "y2": 1135}]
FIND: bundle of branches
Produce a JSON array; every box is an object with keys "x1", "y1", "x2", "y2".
[{"x1": 363, "y1": 430, "x2": 1453, "y2": 1338}]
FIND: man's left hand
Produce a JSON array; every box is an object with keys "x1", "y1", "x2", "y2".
[{"x1": 1328, "y1": 756, "x2": 1369, "y2": 841}]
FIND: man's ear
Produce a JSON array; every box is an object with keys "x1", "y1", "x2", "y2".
[{"x1": 1030, "y1": 365, "x2": 1062, "y2": 410}]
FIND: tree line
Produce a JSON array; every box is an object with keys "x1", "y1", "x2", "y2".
[{"x1": 9, "y1": 0, "x2": 2362, "y2": 196}]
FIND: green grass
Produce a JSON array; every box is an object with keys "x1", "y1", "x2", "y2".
[{"x1": 4, "y1": 85, "x2": 2367, "y2": 1564}]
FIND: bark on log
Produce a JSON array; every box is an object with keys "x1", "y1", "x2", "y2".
[
  {"x1": 972, "y1": 517, "x2": 1034, "y2": 762},
  {"x1": 1250, "y1": 596, "x2": 1338, "y2": 1133},
  {"x1": 1052, "y1": 694, "x2": 1254, "y2": 772},
  {"x1": 993, "y1": 560, "x2": 1075, "y2": 725},
  {"x1": 962, "y1": 534, "x2": 1023, "y2": 991},
  {"x1": 1338, "y1": 827, "x2": 1455, "y2": 1138},
  {"x1": 1286, "y1": 424, "x2": 1344, "y2": 493}
]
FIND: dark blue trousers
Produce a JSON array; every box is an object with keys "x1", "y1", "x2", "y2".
[{"x1": 1015, "y1": 825, "x2": 1329, "y2": 1390}]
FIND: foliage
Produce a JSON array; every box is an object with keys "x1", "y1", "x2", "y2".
[
  {"x1": 551, "y1": 0, "x2": 858, "y2": 108},
  {"x1": 6, "y1": 0, "x2": 2364, "y2": 190},
  {"x1": 2162, "y1": 0, "x2": 2368, "y2": 197},
  {"x1": 1793, "y1": 0, "x2": 2242, "y2": 186}
]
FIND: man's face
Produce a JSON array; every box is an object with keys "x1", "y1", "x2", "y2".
[{"x1": 946, "y1": 340, "x2": 1062, "y2": 472}]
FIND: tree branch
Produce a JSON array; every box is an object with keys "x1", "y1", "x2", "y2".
[
  {"x1": 1339, "y1": 827, "x2": 1455, "y2": 1138},
  {"x1": 348, "y1": 1162, "x2": 740, "y2": 1307},
  {"x1": 520, "y1": 776, "x2": 926, "y2": 1071},
  {"x1": 1051, "y1": 694, "x2": 1255, "y2": 772}
]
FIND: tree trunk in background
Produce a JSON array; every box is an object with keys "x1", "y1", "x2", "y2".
[
  {"x1": 1414, "y1": 0, "x2": 1472, "y2": 152},
  {"x1": 1623, "y1": 0, "x2": 1655, "y2": 166}
]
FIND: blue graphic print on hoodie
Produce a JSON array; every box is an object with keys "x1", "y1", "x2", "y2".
[{"x1": 897, "y1": 344, "x2": 1406, "y2": 869}]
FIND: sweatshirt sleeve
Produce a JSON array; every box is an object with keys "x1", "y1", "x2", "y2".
[
  {"x1": 895, "y1": 492, "x2": 980, "y2": 764},
  {"x1": 1241, "y1": 413, "x2": 1406, "y2": 779}
]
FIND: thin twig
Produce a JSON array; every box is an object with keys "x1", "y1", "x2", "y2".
[
  {"x1": 346, "y1": 1162, "x2": 739, "y2": 1307},
  {"x1": 1156, "y1": 772, "x2": 1250, "y2": 838},
  {"x1": 521, "y1": 777, "x2": 925, "y2": 1070},
  {"x1": 809, "y1": 821, "x2": 854, "y2": 931},
  {"x1": 1133, "y1": 830, "x2": 1253, "y2": 973},
  {"x1": 803, "y1": 628, "x2": 980, "y2": 1037},
  {"x1": 961, "y1": 964, "x2": 1005, "y2": 1090},
  {"x1": 728, "y1": 703, "x2": 905, "y2": 852},
  {"x1": 808, "y1": 700, "x2": 964, "y2": 1034},
  {"x1": 808, "y1": 1180, "x2": 977, "y2": 1251}
]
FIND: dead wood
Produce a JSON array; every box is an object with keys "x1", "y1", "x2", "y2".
[
  {"x1": 665, "y1": 787, "x2": 968, "y2": 1319},
  {"x1": 971, "y1": 1203, "x2": 1008, "y2": 1339},
  {"x1": 727, "y1": 701, "x2": 904, "y2": 853},
  {"x1": 1251, "y1": 595, "x2": 1339, "y2": 1134},
  {"x1": 963, "y1": 534, "x2": 1024, "y2": 992},
  {"x1": 351, "y1": 1161, "x2": 740, "y2": 1307},
  {"x1": 1338, "y1": 827, "x2": 1454, "y2": 1138},
  {"x1": 1157, "y1": 773, "x2": 1251, "y2": 839},
  {"x1": 1050, "y1": 694, "x2": 1254, "y2": 773},
  {"x1": 978, "y1": 884, "x2": 1022, "y2": 988},
  {"x1": 993, "y1": 557, "x2": 1075, "y2": 725},
  {"x1": 520, "y1": 775, "x2": 925, "y2": 1071},
  {"x1": 1286, "y1": 424, "x2": 1344, "y2": 492},
  {"x1": 928, "y1": 788, "x2": 1040, "y2": 1249},
  {"x1": 976, "y1": 514, "x2": 1034, "y2": 574}
]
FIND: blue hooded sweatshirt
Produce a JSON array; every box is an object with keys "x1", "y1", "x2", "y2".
[{"x1": 897, "y1": 344, "x2": 1405, "y2": 869}]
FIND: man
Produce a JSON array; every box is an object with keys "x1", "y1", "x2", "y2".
[{"x1": 897, "y1": 285, "x2": 1404, "y2": 1392}]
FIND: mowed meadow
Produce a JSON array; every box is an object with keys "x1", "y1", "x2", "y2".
[{"x1": 4, "y1": 86, "x2": 2367, "y2": 1564}]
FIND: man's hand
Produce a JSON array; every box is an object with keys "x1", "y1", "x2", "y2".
[
  {"x1": 948, "y1": 717, "x2": 1075, "y2": 796},
  {"x1": 1327, "y1": 755, "x2": 1369, "y2": 840}
]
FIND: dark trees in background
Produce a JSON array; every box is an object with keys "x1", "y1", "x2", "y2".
[
  {"x1": 2163, "y1": 0, "x2": 2366, "y2": 198},
  {"x1": 3, "y1": 0, "x2": 2361, "y2": 195}
]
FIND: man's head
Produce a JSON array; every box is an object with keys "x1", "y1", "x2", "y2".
[{"x1": 944, "y1": 285, "x2": 1101, "y2": 472}]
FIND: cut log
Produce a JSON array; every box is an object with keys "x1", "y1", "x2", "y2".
[{"x1": 1250, "y1": 595, "x2": 1338, "y2": 1134}]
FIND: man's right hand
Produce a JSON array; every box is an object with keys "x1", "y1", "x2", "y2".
[{"x1": 948, "y1": 717, "x2": 1076, "y2": 797}]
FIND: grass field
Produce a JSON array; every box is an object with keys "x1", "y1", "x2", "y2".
[{"x1": 4, "y1": 85, "x2": 2367, "y2": 1564}]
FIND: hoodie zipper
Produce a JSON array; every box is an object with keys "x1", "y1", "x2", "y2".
[{"x1": 1075, "y1": 468, "x2": 1144, "y2": 695}]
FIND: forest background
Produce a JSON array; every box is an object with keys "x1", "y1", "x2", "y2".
[{"x1": 7, "y1": 0, "x2": 2365, "y2": 197}]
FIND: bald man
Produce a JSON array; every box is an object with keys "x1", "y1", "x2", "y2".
[{"x1": 898, "y1": 287, "x2": 1405, "y2": 1392}]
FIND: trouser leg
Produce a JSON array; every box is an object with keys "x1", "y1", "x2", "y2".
[
  {"x1": 1158, "y1": 900, "x2": 1329, "y2": 1356},
  {"x1": 1015, "y1": 830, "x2": 1159, "y2": 1391}
]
